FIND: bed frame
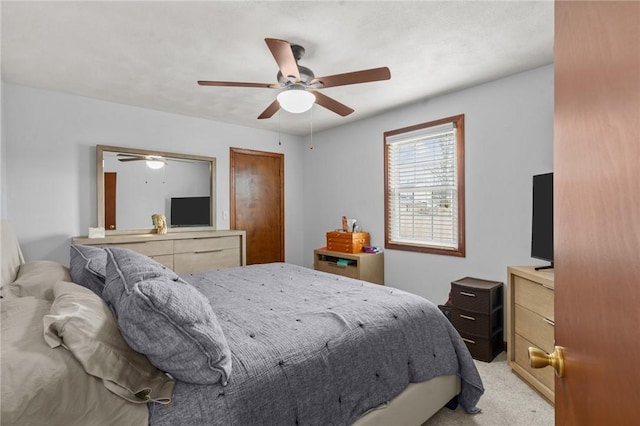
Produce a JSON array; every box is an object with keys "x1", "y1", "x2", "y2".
[{"x1": 354, "y1": 375, "x2": 460, "y2": 425}]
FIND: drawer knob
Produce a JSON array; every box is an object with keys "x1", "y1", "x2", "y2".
[{"x1": 528, "y1": 346, "x2": 565, "y2": 378}]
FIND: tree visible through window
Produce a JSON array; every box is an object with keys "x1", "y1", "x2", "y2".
[{"x1": 384, "y1": 114, "x2": 465, "y2": 257}]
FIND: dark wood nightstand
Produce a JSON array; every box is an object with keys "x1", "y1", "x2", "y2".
[{"x1": 450, "y1": 277, "x2": 503, "y2": 362}]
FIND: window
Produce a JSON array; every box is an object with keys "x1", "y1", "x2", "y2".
[{"x1": 384, "y1": 114, "x2": 465, "y2": 257}]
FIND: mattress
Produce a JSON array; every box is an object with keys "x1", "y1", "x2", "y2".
[{"x1": 149, "y1": 263, "x2": 483, "y2": 425}]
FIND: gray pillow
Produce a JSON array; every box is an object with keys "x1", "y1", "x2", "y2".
[
  {"x1": 102, "y1": 247, "x2": 232, "y2": 385},
  {"x1": 69, "y1": 244, "x2": 106, "y2": 297}
]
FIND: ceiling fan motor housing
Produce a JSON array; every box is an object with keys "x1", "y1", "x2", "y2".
[{"x1": 277, "y1": 65, "x2": 315, "y2": 85}]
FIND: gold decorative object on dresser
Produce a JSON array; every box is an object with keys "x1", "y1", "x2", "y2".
[
  {"x1": 313, "y1": 248, "x2": 384, "y2": 285},
  {"x1": 506, "y1": 266, "x2": 555, "y2": 404},
  {"x1": 73, "y1": 230, "x2": 246, "y2": 274}
]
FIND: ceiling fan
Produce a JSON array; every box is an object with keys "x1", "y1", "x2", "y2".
[{"x1": 197, "y1": 38, "x2": 391, "y2": 119}]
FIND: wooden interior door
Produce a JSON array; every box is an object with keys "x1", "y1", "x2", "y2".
[
  {"x1": 104, "y1": 172, "x2": 117, "y2": 230},
  {"x1": 230, "y1": 148, "x2": 284, "y2": 264},
  {"x1": 554, "y1": 1, "x2": 640, "y2": 423}
]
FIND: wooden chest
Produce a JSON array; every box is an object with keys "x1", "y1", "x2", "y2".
[{"x1": 326, "y1": 231, "x2": 370, "y2": 253}]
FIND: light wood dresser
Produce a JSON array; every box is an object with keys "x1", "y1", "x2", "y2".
[
  {"x1": 506, "y1": 266, "x2": 555, "y2": 404},
  {"x1": 73, "y1": 230, "x2": 246, "y2": 274}
]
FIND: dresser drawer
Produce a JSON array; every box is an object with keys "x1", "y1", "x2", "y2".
[
  {"x1": 99, "y1": 240, "x2": 173, "y2": 256},
  {"x1": 73, "y1": 230, "x2": 246, "y2": 275},
  {"x1": 513, "y1": 275, "x2": 554, "y2": 321},
  {"x1": 514, "y1": 305, "x2": 554, "y2": 353},
  {"x1": 147, "y1": 254, "x2": 173, "y2": 270},
  {"x1": 514, "y1": 333, "x2": 554, "y2": 392},
  {"x1": 452, "y1": 307, "x2": 501, "y2": 337},
  {"x1": 174, "y1": 249, "x2": 241, "y2": 274},
  {"x1": 173, "y1": 236, "x2": 240, "y2": 254}
]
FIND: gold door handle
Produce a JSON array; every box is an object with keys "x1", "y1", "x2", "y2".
[{"x1": 528, "y1": 346, "x2": 565, "y2": 378}]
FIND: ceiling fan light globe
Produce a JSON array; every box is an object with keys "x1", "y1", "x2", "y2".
[
  {"x1": 277, "y1": 88, "x2": 315, "y2": 114},
  {"x1": 146, "y1": 159, "x2": 165, "y2": 169}
]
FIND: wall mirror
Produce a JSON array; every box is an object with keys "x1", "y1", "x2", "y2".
[{"x1": 97, "y1": 145, "x2": 216, "y2": 234}]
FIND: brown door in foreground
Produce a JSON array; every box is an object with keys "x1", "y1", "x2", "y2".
[
  {"x1": 554, "y1": 1, "x2": 639, "y2": 424},
  {"x1": 104, "y1": 172, "x2": 117, "y2": 230},
  {"x1": 230, "y1": 148, "x2": 284, "y2": 264}
]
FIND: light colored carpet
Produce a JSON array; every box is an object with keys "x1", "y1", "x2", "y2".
[{"x1": 423, "y1": 351, "x2": 554, "y2": 425}]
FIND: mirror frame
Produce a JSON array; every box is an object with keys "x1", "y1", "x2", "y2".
[{"x1": 97, "y1": 145, "x2": 216, "y2": 234}]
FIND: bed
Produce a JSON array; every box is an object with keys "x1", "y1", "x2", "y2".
[{"x1": 0, "y1": 221, "x2": 483, "y2": 425}]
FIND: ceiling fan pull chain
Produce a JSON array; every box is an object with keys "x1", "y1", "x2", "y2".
[
  {"x1": 278, "y1": 110, "x2": 282, "y2": 146},
  {"x1": 309, "y1": 106, "x2": 314, "y2": 150}
]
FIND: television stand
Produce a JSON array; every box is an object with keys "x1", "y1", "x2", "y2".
[{"x1": 534, "y1": 263, "x2": 554, "y2": 271}]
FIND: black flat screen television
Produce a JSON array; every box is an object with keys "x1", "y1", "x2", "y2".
[
  {"x1": 531, "y1": 173, "x2": 554, "y2": 269},
  {"x1": 170, "y1": 196, "x2": 210, "y2": 227}
]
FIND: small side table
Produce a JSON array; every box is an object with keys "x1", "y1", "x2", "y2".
[{"x1": 313, "y1": 248, "x2": 384, "y2": 285}]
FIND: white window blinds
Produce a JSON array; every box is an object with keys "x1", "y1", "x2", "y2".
[{"x1": 386, "y1": 121, "x2": 459, "y2": 249}]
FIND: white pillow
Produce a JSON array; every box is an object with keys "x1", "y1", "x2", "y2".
[
  {"x1": 0, "y1": 220, "x2": 24, "y2": 288},
  {"x1": 43, "y1": 281, "x2": 175, "y2": 404},
  {"x1": 6, "y1": 261, "x2": 71, "y2": 300},
  {"x1": 1, "y1": 295, "x2": 149, "y2": 425}
]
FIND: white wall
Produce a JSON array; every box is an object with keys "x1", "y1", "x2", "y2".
[
  {"x1": 1, "y1": 78, "x2": 6, "y2": 219},
  {"x1": 2, "y1": 82, "x2": 306, "y2": 265},
  {"x1": 3, "y1": 65, "x2": 553, "y2": 303},
  {"x1": 303, "y1": 65, "x2": 554, "y2": 304}
]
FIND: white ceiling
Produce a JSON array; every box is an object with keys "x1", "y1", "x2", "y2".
[{"x1": 1, "y1": 1, "x2": 554, "y2": 136}]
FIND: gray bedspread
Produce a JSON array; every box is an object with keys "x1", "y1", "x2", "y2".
[{"x1": 148, "y1": 263, "x2": 483, "y2": 425}]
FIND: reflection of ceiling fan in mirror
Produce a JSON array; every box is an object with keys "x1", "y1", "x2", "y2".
[
  {"x1": 117, "y1": 153, "x2": 169, "y2": 169},
  {"x1": 197, "y1": 38, "x2": 391, "y2": 119}
]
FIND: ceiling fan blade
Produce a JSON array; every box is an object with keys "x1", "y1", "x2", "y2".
[
  {"x1": 257, "y1": 99, "x2": 281, "y2": 119},
  {"x1": 118, "y1": 157, "x2": 145, "y2": 162},
  {"x1": 312, "y1": 67, "x2": 391, "y2": 89},
  {"x1": 265, "y1": 38, "x2": 300, "y2": 81},
  {"x1": 197, "y1": 80, "x2": 276, "y2": 88},
  {"x1": 312, "y1": 91, "x2": 354, "y2": 117}
]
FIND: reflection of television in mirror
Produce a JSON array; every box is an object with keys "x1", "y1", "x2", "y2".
[
  {"x1": 531, "y1": 173, "x2": 554, "y2": 270},
  {"x1": 170, "y1": 196, "x2": 210, "y2": 227}
]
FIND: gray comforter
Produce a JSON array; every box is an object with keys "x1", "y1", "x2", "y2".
[{"x1": 148, "y1": 263, "x2": 483, "y2": 425}]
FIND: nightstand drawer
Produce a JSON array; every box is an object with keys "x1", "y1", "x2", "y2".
[
  {"x1": 315, "y1": 259, "x2": 359, "y2": 279},
  {"x1": 451, "y1": 279, "x2": 501, "y2": 313},
  {"x1": 459, "y1": 331, "x2": 504, "y2": 363},
  {"x1": 452, "y1": 307, "x2": 501, "y2": 337}
]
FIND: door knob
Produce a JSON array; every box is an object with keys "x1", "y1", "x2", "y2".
[{"x1": 528, "y1": 346, "x2": 565, "y2": 378}]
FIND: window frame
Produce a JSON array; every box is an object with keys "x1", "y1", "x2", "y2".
[{"x1": 384, "y1": 114, "x2": 465, "y2": 257}]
